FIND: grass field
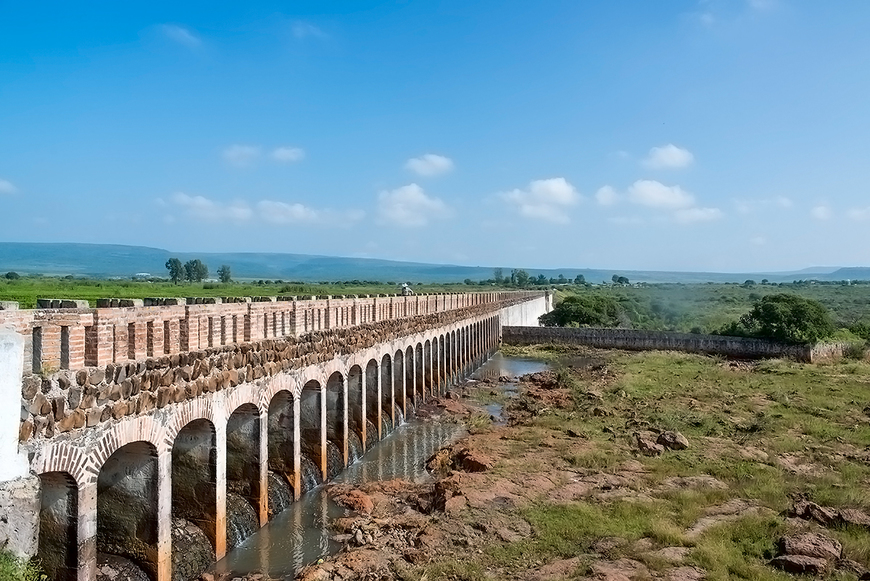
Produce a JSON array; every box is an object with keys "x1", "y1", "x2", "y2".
[
  {"x1": 449, "y1": 344, "x2": 870, "y2": 580},
  {"x1": 0, "y1": 277, "x2": 508, "y2": 309}
]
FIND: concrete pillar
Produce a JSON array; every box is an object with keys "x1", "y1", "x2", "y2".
[
  {"x1": 359, "y1": 369, "x2": 367, "y2": 452},
  {"x1": 319, "y1": 384, "x2": 327, "y2": 481},
  {"x1": 156, "y1": 450, "x2": 172, "y2": 581},
  {"x1": 78, "y1": 483, "x2": 97, "y2": 581},
  {"x1": 214, "y1": 418, "x2": 227, "y2": 559},
  {"x1": 341, "y1": 374, "x2": 348, "y2": 465},
  {"x1": 0, "y1": 327, "x2": 28, "y2": 482},
  {"x1": 258, "y1": 407, "x2": 270, "y2": 519},
  {"x1": 375, "y1": 362, "x2": 382, "y2": 440}
]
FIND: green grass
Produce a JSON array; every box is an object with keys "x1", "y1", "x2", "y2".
[
  {"x1": 0, "y1": 276, "x2": 511, "y2": 309},
  {"x1": 0, "y1": 551, "x2": 45, "y2": 581}
]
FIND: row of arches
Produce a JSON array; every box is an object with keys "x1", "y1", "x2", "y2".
[{"x1": 34, "y1": 316, "x2": 501, "y2": 581}]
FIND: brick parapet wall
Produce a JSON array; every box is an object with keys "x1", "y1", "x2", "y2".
[
  {"x1": 14, "y1": 294, "x2": 535, "y2": 444},
  {"x1": 502, "y1": 326, "x2": 849, "y2": 362},
  {"x1": 0, "y1": 291, "x2": 534, "y2": 378}
]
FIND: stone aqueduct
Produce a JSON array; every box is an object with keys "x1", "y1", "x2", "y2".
[{"x1": 0, "y1": 291, "x2": 551, "y2": 581}]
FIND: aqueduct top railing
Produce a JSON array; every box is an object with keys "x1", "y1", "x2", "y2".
[{"x1": 0, "y1": 291, "x2": 543, "y2": 376}]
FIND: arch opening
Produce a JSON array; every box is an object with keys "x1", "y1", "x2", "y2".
[
  {"x1": 97, "y1": 441, "x2": 158, "y2": 581},
  {"x1": 300, "y1": 380, "x2": 326, "y2": 485},
  {"x1": 347, "y1": 365, "x2": 365, "y2": 464},
  {"x1": 365, "y1": 359, "x2": 379, "y2": 447},
  {"x1": 38, "y1": 472, "x2": 78, "y2": 581},
  {"x1": 325, "y1": 372, "x2": 346, "y2": 480},
  {"x1": 404, "y1": 346, "x2": 415, "y2": 416},
  {"x1": 380, "y1": 354, "x2": 393, "y2": 434}
]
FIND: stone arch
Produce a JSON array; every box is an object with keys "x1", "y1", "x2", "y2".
[
  {"x1": 227, "y1": 403, "x2": 262, "y2": 527},
  {"x1": 170, "y1": 417, "x2": 218, "y2": 579},
  {"x1": 300, "y1": 379, "x2": 325, "y2": 482},
  {"x1": 347, "y1": 364, "x2": 365, "y2": 462},
  {"x1": 424, "y1": 339, "x2": 432, "y2": 397},
  {"x1": 393, "y1": 350, "x2": 405, "y2": 420},
  {"x1": 365, "y1": 359, "x2": 379, "y2": 446},
  {"x1": 380, "y1": 353, "x2": 393, "y2": 432},
  {"x1": 266, "y1": 390, "x2": 299, "y2": 524},
  {"x1": 97, "y1": 440, "x2": 159, "y2": 580},
  {"x1": 404, "y1": 346, "x2": 415, "y2": 413},
  {"x1": 38, "y1": 471, "x2": 78, "y2": 581},
  {"x1": 325, "y1": 371, "x2": 346, "y2": 480},
  {"x1": 415, "y1": 342, "x2": 425, "y2": 402}
]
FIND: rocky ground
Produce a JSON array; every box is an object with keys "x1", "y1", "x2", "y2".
[{"x1": 209, "y1": 346, "x2": 870, "y2": 581}]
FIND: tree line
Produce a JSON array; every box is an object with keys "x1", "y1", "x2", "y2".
[{"x1": 165, "y1": 258, "x2": 232, "y2": 284}]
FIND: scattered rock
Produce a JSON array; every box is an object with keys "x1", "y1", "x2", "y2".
[
  {"x1": 664, "y1": 567, "x2": 706, "y2": 581},
  {"x1": 770, "y1": 554, "x2": 830, "y2": 574},
  {"x1": 329, "y1": 487, "x2": 374, "y2": 515},
  {"x1": 657, "y1": 431, "x2": 689, "y2": 450},
  {"x1": 634, "y1": 432, "x2": 664, "y2": 456},
  {"x1": 779, "y1": 532, "x2": 842, "y2": 561}
]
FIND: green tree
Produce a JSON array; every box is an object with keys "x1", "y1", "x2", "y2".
[
  {"x1": 184, "y1": 259, "x2": 208, "y2": 282},
  {"x1": 539, "y1": 295, "x2": 624, "y2": 327},
  {"x1": 4, "y1": 271, "x2": 20, "y2": 280},
  {"x1": 217, "y1": 264, "x2": 232, "y2": 283},
  {"x1": 724, "y1": 293, "x2": 835, "y2": 344},
  {"x1": 514, "y1": 269, "x2": 530, "y2": 287},
  {"x1": 574, "y1": 274, "x2": 586, "y2": 285},
  {"x1": 165, "y1": 258, "x2": 183, "y2": 284},
  {"x1": 493, "y1": 268, "x2": 504, "y2": 285}
]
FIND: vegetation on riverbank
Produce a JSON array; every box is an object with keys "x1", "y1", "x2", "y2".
[
  {"x1": 0, "y1": 551, "x2": 44, "y2": 581},
  {"x1": 358, "y1": 345, "x2": 870, "y2": 580}
]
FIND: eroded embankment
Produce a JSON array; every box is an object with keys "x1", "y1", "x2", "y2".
[{"x1": 211, "y1": 346, "x2": 870, "y2": 581}]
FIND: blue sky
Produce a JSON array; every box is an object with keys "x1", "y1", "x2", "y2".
[{"x1": 2, "y1": 1, "x2": 869, "y2": 272}]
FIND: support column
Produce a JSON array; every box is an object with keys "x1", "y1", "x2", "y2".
[
  {"x1": 258, "y1": 408, "x2": 270, "y2": 518},
  {"x1": 320, "y1": 385, "x2": 327, "y2": 481},
  {"x1": 214, "y1": 418, "x2": 227, "y2": 559},
  {"x1": 342, "y1": 375, "x2": 349, "y2": 465},
  {"x1": 77, "y1": 483, "x2": 97, "y2": 581},
  {"x1": 293, "y1": 397, "x2": 302, "y2": 501},
  {"x1": 156, "y1": 450, "x2": 172, "y2": 581}
]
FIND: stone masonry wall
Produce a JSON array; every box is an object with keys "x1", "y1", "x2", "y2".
[
  {"x1": 502, "y1": 326, "x2": 848, "y2": 362},
  {"x1": 18, "y1": 296, "x2": 531, "y2": 446}
]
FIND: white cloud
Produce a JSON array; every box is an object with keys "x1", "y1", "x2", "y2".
[
  {"x1": 748, "y1": 0, "x2": 777, "y2": 11},
  {"x1": 811, "y1": 205, "x2": 832, "y2": 220},
  {"x1": 405, "y1": 154, "x2": 454, "y2": 177},
  {"x1": 257, "y1": 201, "x2": 319, "y2": 224},
  {"x1": 378, "y1": 184, "x2": 448, "y2": 227},
  {"x1": 292, "y1": 21, "x2": 327, "y2": 39},
  {"x1": 271, "y1": 147, "x2": 305, "y2": 163},
  {"x1": 848, "y1": 207, "x2": 870, "y2": 221},
  {"x1": 628, "y1": 180, "x2": 695, "y2": 209},
  {"x1": 674, "y1": 207, "x2": 723, "y2": 224},
  {"x1": 595, "y1": 185, "x2": 620, "y2": 206},
  {"x1": 171, "y1": 193, "x2": 253, "y2": 222},
  {"x1": 500, "y1": 178, "x2": 580, "y2": 224},
  {"x1": 161, "y1": 24, "x2": 202, "y2": 48},
  {"x1": 0, "y1": 179, "x2": 17, "y2": 194},
  {"x1": 223, "y1": 145, "x2": 261, "y2": 167},
  {"x1": 642, "y1": 144, "x2": 695, "y2": 169},
  {"x1": 735, "y1": 195, "x2": 793, "y2": 214}
]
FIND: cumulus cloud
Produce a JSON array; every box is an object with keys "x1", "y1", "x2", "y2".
[
  {"x1": 642, "y1": 144, "x2": 695, "y2": 170},
  {"x1": 161, "y1": 24, "x2": 202, "y2": 48},
  {"x1": 172, "y1": 193, "x2": 253, "y2": 222},
  {"x1": 223, "y1": 145, "x2": 261, "y2": 167},
  {"x1": 378, "y1": 184, "x2": 448, "y2": 227},
  {"x1": 595, "y1": 185, "x2": 619, "y2": 206},
  {"x1": 0, "y1": 179, "x2": 17, "y2": 194},
  {"x1": 735, "y1": 195, "x2": 793, "y2": 214},
  {"x1": 628, "y1": 180, "x2": 695, "y2": 209},
  {"x1": 405, "y1": 154, "x2": 454, "y2": 177},
  {"x1": 500, "y1": 178, "x2": 580, "y2": 224},
  {"x1": 257, "y1": 201, "x2": 319, "y2": 224},
  {"x1": 292, "y1": 21, "x2": 327, "y2": 39},
  {"x1": 811, "y1": 205, "x2": 832, "y2": 220},
  {"x1": 168, "y1": 193, "x2": 361, "y2": 226},
  {"x1": 847, "y1": 207, "x2": 870, "y2": 221},
  {"x1": 674, "y1": 207, "x2": 723, "y2": 224},
  {"x1": 271, "y1": 147, "x2": 305, "y2": 163}
]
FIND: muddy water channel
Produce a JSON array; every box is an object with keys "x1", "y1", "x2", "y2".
[{"x1": 211, "y1": 352, "x2": 551, "y2": 579}]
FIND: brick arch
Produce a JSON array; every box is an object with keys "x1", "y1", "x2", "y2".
[
  {"x1": 223, "y1": 382, "x2": 266, "y2": 418},
  {"x1": 162, "y1": 397, "x2": 218, "y2": 453},
  {"x1": 85, "y1": 415, "x2": 166, "y2": 482},
  {"x1": 31, "y1": 442, "x2": 91, "y2": 489}
]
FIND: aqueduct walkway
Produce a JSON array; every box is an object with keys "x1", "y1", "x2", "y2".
[{"x1": 0, "y1": 291, "x2": 550, "y2": 581}]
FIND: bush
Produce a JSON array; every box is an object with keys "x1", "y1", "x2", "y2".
[
  {"x1": 4, "y1": 271, "x2": 20, "y2": 280},
  {"x1": 719, "y1": 293, "x2": 835, "y2": 344},
  {"x1": 539, "y1": 294, "x2": 624, "y2": 327},
  {"x1": 0, "y1": 551, "x2": 45, "y2": 581}
]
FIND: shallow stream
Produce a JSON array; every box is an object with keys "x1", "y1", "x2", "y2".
[{"x1": 211, "y1": 352, "x2": 552, "y2": 578}]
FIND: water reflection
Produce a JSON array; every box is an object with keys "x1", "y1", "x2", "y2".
[{"x1": 212, "y1": 419, "x2": 463, "y2": 577}]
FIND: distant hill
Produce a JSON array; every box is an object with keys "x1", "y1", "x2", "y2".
[{"x1": 1, "y1": 242, "x2": 868, "y2": 284}]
